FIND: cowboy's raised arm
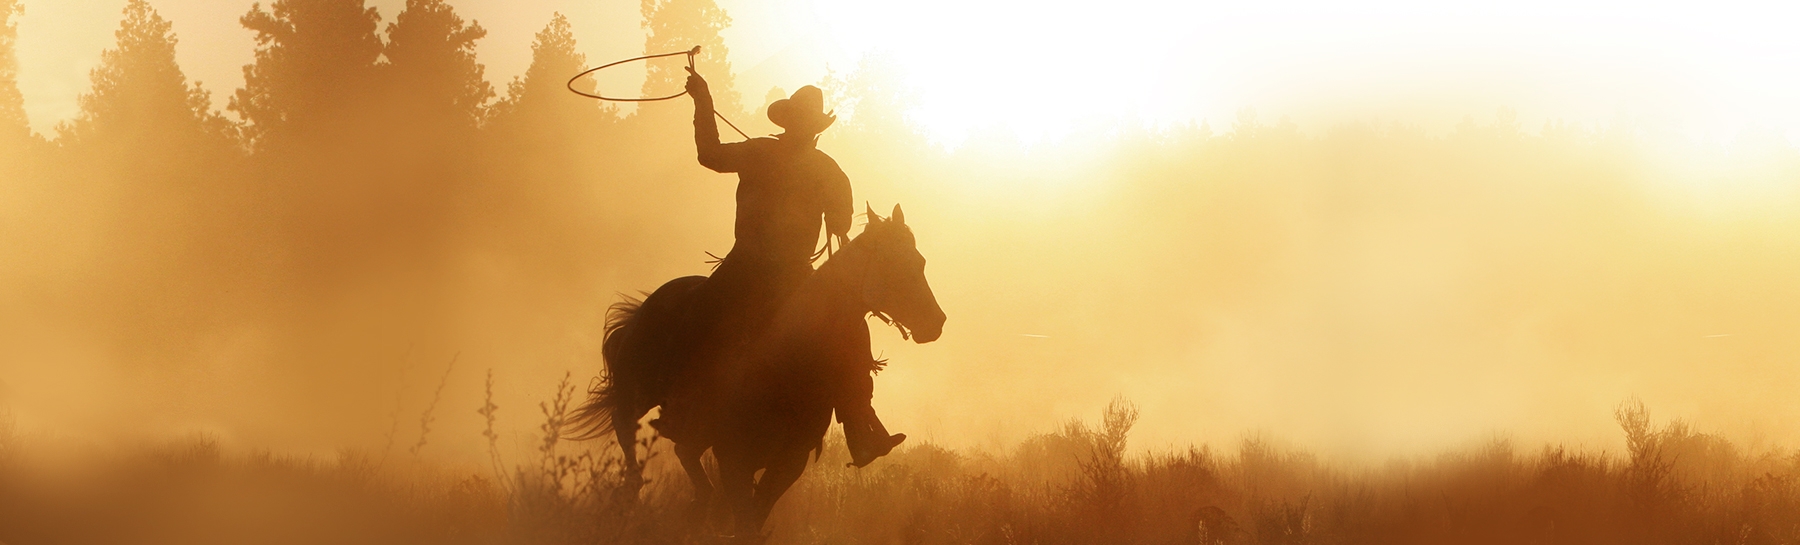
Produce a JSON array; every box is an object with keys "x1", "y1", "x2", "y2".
[{"x1": 687, "y1": 67, "x2": 747, "y2": 173}]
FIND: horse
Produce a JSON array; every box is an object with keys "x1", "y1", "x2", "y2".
[{"x1": 566, "y1": 203, "x2": 946, "y2": 538}]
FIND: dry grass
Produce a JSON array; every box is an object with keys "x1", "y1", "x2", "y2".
[{"x1": 2, "y1": 397, "x2": 1797, "y2": 545}]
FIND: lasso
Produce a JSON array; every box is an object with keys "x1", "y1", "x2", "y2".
[{"x1": 567, "y1": 45, "x2": 750, "y2": 139}]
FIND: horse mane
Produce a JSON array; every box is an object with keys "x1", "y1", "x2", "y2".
[
  {"x1": 841, "y1": 208, "x2": 912, "y2": 253},
  {"x1": 604, "y1": 294, "x2": 644, "y2": 339}
]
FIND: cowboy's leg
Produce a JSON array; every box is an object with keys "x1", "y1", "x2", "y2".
[
  {"x1": 837, "y1": 368, "x2": 905, "y2": 467},
  {"x1": 834, "y1": 370, "x2": 874, "y2": 426}
]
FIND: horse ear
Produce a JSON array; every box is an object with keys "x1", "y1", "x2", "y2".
[
  {"x1": 866, "y1": 202, "x2": 880, "y2": 223},
  {"x1": 891, "y1": 203, "x2": 905, "y2": 225}
]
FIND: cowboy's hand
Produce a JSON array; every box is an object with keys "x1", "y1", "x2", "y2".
[{"x1": 684, "y1": 66, "x2": 711, "y2": 102}]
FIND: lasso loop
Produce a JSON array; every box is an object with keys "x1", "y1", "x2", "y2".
[
  {"x1": 566, "y1": 46, "x2": 697, "y2": 102},
  {"x1": 568, "y1": 45, "x2": 749, "y2": 139}
]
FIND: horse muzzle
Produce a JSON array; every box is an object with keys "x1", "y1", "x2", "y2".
[{"x1": 909, "y1": 310, "x2": 945, "y2": 343}]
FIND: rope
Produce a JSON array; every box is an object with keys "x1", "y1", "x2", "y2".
[{"x1": 567, "y1": 46, "x2": 750, "y2": 140}]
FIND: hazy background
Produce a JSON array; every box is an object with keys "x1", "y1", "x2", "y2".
[
  {"x1": 2, "y1": 0, "x2": 1799, "y2": 466},
  {"x1": 18, "y1": 0, "x2": 1800, "y2": 143}
]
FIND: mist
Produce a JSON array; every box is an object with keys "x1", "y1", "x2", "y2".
[{"x1": 2, "y1": 0, "x2": 1800, "y2": 473}]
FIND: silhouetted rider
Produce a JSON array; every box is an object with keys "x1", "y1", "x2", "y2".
[{"x1": 655, "y1": 67, "x2": 904, "y2": 466}]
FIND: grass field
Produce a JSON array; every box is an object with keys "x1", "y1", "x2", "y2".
[{"x1": 2, "y1": 395, "x2": 1798, "y2": 545}]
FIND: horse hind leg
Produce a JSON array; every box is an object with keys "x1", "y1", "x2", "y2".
[{"x1": 613, "y1": 396, "x2": 649, "y2": 501}]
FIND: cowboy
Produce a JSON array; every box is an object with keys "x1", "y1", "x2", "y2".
[{"x1": 654, "y1": 67, "x2": 905, "y2": 465}]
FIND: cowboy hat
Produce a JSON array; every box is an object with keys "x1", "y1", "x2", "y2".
[{"x1": 767, "y1": 85, "x2": 836, "y2": 135}]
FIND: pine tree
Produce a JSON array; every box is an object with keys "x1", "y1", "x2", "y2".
[
  {"x1": 39, "y1": 0, "x2": 246, "y2": 366},
  {"x1": 228, "y1": 0, "x2": 393, "y2": 315},
  {"x1": 463, "y1": 14, "x2": 627, "y2": 361},
  {"x1": 641, "y1": 0, "x2": 741, "y2": 118},
  {"x1": 0, "y1": 0, "x2": 29, "y2": 143},
  {"x1": 57, "y1": 0, "x2": 229, "y2": 150},
  {"x1": 487, "y1": 13, "x2": 614, "y2": 138},
  {"x1": 383, "y1": 0, "x2": 491, "y2": 131},
  {"x1": 478, "y1": 13, "x2": 618, "y2": 236},
  {"x1": 231, "y1": 0, "x2": 383, "y2": 150}
]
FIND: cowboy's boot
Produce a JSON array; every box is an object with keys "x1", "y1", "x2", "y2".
[{"x1": 842, "y1": 406, "x2": 906, "y2": 468}]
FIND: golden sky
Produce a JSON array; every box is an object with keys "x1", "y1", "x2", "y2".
[{"x1": 16, "y1": 0, "x2": 1800, "y2": 143}]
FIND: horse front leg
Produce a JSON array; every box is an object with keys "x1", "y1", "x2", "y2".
[
  {"x1": 674, "y1": 441, "x2": 715, "y2": 529},
  {"x1": 747, "y1": 445, "x2": 813, "y2": 533},
  {"x1": 716, "y1": 450, "x2": 764, "y2": 542}
]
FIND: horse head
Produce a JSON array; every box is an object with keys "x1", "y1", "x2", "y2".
[{"x1": 837, "y1": 203, "x2": 947, "y2": 343}]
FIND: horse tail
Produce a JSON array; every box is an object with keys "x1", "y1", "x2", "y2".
[{"x1": 564, "y1": 295, "x2": 644, "y2": 441}]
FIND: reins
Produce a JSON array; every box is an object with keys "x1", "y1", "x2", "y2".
[{"x1": 567, "y1": 45, "x2": 750, "y2": 140}]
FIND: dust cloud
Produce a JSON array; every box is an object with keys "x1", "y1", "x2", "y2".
[{"x1": 2, "y1": 0, "x2": 1799, "y2": 472}]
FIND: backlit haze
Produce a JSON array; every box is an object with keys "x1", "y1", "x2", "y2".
[
  {"x1": 20, "y1": 0, "x2": 1800, "y2": 143},
  {"x1": 6, "y1": 0, "x2": 1800, "y2": 466}
]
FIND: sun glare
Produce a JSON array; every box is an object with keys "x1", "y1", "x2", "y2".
[
  {"x1": 802, "y1": 0, "x2": 1800, "y2": 146},
  {"x1": 810, "y1": 0, "x2": 1198, "y2": 144},
  {"x1": 14, "y1": 0, "x2": 1798, "y2": 145}
]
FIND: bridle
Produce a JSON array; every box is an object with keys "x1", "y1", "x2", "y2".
[{"x1": 839, "y1": 224, "x2": 915, "y2": 341}]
